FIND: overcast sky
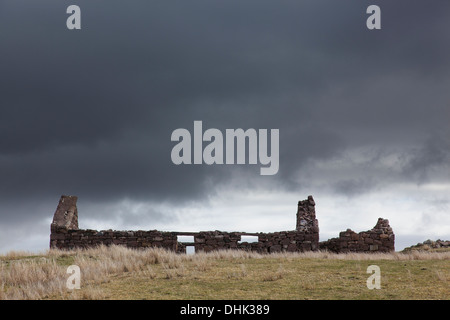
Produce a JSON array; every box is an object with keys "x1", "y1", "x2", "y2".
[{"x1": 0, "y1": 0, "x2": 449, "y2": 253}]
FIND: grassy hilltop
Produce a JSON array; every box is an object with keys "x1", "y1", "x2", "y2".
[{"x1": 0, "y1": 245, "x2": 449, "y2": 300}]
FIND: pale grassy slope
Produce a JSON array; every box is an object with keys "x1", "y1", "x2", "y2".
[{"x1": 1, "y1": 245, "x2": 449, "y2": 300}]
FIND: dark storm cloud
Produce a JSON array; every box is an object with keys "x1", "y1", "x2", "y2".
[
  {"x1": 0, "y1": 0, "x2": 449, "y2": 228},
  {"x1": 401, "y1": 135, "x2": 450, "y2": 183}
]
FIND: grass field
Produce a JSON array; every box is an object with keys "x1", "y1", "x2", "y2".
[{"x1": 0, "y1": 245, "x2": 449, "y2": 300}]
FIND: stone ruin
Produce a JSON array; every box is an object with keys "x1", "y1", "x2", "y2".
[
  {"x1": 50, "y1": 195, "x2": 395, "y2": 253},
  {"x1": 319, "y1": 218, "x2": 395, "y2": 253},
  {"x1": 50, "y1": 195, "x2": 78, "y2": 231}
]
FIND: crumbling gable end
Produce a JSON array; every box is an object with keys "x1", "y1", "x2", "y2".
[{"x1": 50, "y1": 195, "x2": 79, "y2": 232}]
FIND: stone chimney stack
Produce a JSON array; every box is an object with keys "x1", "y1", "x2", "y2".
[
  {"x1": 296, "y1": 195, "x2": 319, "y2": 233},
  {"x1": 50, "y1": 195, "x2": 79, "y2": 233}
]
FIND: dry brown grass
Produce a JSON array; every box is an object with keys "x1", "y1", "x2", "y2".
[
  {"x1": 0, "y1": 245, "x2": 182, "y2": 299},
  {"x1": 266, "y1": 250, "x2": 450, "y2": 261},
  {"x1": 0, "y1": 245, "x2": 449, "y2": 300}
]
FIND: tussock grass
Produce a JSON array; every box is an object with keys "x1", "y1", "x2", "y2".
[{"x1": 0, "y1": 245, "x2": 449, "y2": 300}]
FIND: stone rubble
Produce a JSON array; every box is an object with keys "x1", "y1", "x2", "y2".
[{"x1": 401, "y1": 239, "x2": 450, "y2": 252}]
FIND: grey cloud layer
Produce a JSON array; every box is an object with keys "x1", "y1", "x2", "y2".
[{"x1": 0, "y1": 1, "x2": 449, "y2": 228}]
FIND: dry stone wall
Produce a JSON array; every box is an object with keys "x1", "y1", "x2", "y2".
[
  {"x1": 50, "y1": 226, "x2": 178, "y2": 251},
  {"x1": 49, "y1": 195, "x2": 394, "y2": 253},
  {"x1": 319, "y1": 218, "x2": 395, "y2": 253},
  {"x1": 185, "y1": 229, "x2": 319, "y2": 254}
]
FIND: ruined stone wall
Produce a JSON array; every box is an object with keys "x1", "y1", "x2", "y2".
[
  {"x1": 319, "y1": 218, "x2": 395, "y2": 253},
  {"x1": 49, "y1": 195, "x2": 393, "y2": 253},
  {"x1": 185, "y1": 229, "x2": 318, "y2": 254},
  {"x1": 50, "y1": 227, "x2": 320, "y2": 253},
  {"x1": 258, "y1": 230, "x2": 318, "y2": 252},
  {"x1": 50, "y1": 226, "x2": 178, "y2": 251},
  {"x1": 50, "y1": 195, "x2": 178, "y2": 250},
  {"x1": 49, "y1": 195, "x2": 320, "y2": 252},
  {"x1": 188, "y1": 231, "x2": 241, "y2": 253}
]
